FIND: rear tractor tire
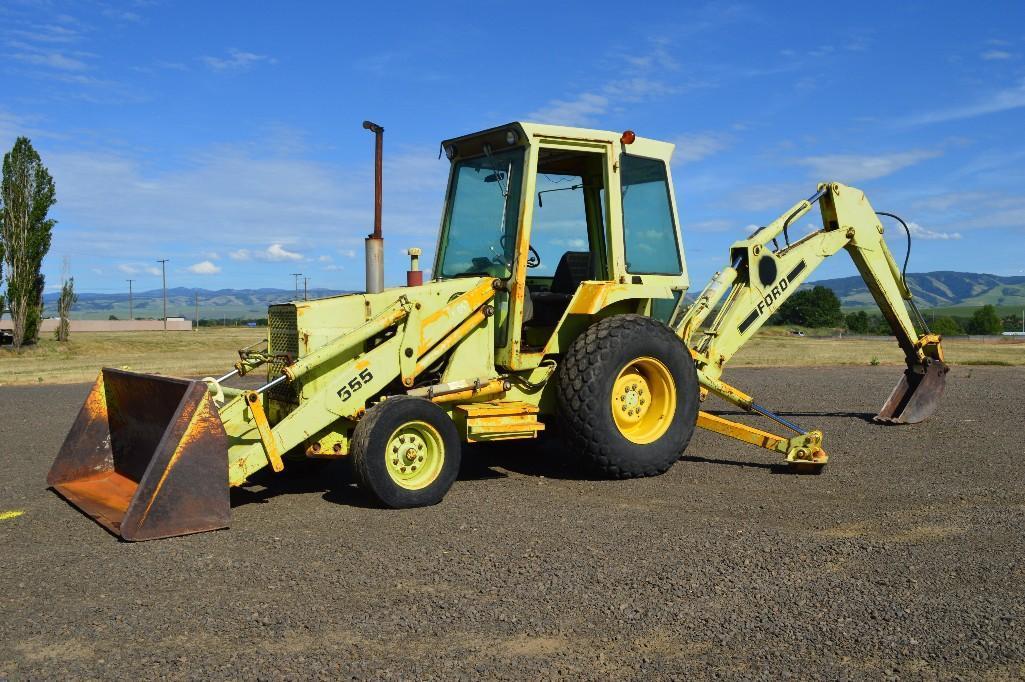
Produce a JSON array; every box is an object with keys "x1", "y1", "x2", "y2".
[
  {"x1": 352, "y1": 396, "x2": 462, "y2": 508},
  {"x1": 556, "y1": 314, "x2": 699, "y2": 478}
]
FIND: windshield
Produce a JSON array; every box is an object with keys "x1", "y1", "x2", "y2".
[{"x1": 437, "y1": 148, "x2": 525, "y2": 278}]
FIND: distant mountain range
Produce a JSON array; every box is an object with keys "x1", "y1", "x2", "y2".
[
  {"x1": 41, "y1": 272, "x2": 1024, "y2": 320},
  {"x1": 807, "y1": 271, "x2": 1025, "y2": 310},
  {"x1": 42, "y1": 286, "x2": 350, "y2": 320}
]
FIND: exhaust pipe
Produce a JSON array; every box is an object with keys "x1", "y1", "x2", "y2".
[{"x1": 363, "y1": 120, "x2": 384, "y2": 294}]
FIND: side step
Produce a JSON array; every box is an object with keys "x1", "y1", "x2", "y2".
[{"x1": 457, "y1": 401, "x2": 546, "y2": 442}]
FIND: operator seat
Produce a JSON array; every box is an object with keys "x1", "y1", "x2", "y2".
[{"x1": 528, "y1": 251, "x2": 592, "y2": 327}]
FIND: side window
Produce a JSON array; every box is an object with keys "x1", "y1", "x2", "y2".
[
  {"x1": 531, "y1": 171, "x2": 588, "y2": 277},
  {"x1": 620, "y1": 154, "x2": 682, "y2": 275}
]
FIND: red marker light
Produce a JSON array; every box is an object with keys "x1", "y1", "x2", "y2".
[{"x1": 621, "y1": 130, "x2": 636, "y2": 145}]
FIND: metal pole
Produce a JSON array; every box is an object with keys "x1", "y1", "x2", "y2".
[
  {"x1": 304, "y1": 276, "x2": 308, "y2": 301},
  {"x1": 194, "y1": 292, "x2": 199, "y2": 331},
  {"x1": 291, "y1": 273, "x2": 302, "y2": 298},
  {"x1": 126, "y1": 279, "x2": 134, "y2": 320},
  {"x1": 255, "y1": 374, "x2": 288, "y2": 394},
  {"x1": 362, "y1": 120, "x2": 385, "y2": 294},
  {"x1": 215, "y1": 368, "x2": 239, "y2": 383},
  {"x1": 157, "y1": 259, "x2": 168, "y2": 331}
]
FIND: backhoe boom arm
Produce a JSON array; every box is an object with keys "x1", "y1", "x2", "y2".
[{"x1": 673, "y1": 182, "x2": 949, "y2": 467}]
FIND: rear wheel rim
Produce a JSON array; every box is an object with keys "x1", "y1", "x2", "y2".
[
  {"x1": 611, "y1": 356, "x2": 676, "y2": 444},
  {"x1": 384, "y1": 421, "x2": 445, "y2": 490}
]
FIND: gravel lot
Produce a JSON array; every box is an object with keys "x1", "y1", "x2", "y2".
[{"x1": 1, "y1": 366, "x2": 1023, "y2": 680}]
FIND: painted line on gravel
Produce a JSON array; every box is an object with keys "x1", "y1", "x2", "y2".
[{"x1": 0, "y1": 510, "x2": 25, "y2": 521}]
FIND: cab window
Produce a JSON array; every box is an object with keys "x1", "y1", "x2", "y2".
[
  {"x1": 620, "y1": 154, "x2": 682, "y2": 275},
  {"x1": 438, "y1": 148, "x2": 525, "y2": 279}
]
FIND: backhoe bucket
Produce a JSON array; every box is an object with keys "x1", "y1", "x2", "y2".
[
  {"x1": 47, "y1": 368, "x2": 230, "y2": 541},
  {"x1": 874, "y1": 360, "x2": 949, "y2": 425}
]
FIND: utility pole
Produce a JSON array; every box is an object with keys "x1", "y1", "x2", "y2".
[
  {"x1": 303, "y1": 276, "x2": 308, "y2": 301},
  {"x1": 126, "y1": 279, "x2": 134, "y2": 320},
  {"x1": 194, "y1": 292, "x2": 199, "y2": 332},
  {"x1": 291, "y1": 272, "x2": 302, "y2": 298},
  {"x1": 157, "y1": 259, "x2": 168, "y2": 331}
]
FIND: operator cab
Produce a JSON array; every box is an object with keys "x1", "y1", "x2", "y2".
[{"x1": 433, "y1": 122, "x2": 687, "y2": 369}]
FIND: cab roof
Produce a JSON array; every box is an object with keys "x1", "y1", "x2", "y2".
[{"x1": 440, "y1": 122, "x2": 675, "y2": 163}]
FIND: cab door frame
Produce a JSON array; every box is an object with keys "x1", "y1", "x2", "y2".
[{"x1": 497, "y1": 134, "x2": 617, "y2": 371}]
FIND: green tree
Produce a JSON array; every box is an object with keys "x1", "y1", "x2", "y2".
[
  {"x1": 845, "y1": 310, "x2": 870, "y2": 333},
  {"x1": 0, "y1": 137, "x2": 55, "y2": 349},
  {"x1": 56, "y1": 276, "x2": 77, "y2": 342},
  {"x1": 930, "y1": 316, "x2": 965, "y2": 336},
  {"x1": 776, "y1": 285, "x2": 843, "y2": 328},
  {"x1": 966, "y1": 304, "x2": 1003, "y2": 335}
]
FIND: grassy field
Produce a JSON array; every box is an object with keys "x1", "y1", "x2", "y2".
[
  {"x1": 0, "y1": 326, "x2": 1021, "y2": 386},
  {"x1": 0, "y1": 328, "x2": 263, "y2": 386}
]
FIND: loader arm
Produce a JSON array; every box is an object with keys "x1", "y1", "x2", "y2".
[
  {"x1": 673, "y1": 182, "x2": 948, "y2": 467},
  {"x1": 226, "y1": 278, "x2": 498, "y2": 487}
]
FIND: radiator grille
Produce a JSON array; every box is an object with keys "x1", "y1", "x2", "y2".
[
  {"x1": 268, "y1": 304, "x2": 298, "y2": 356},
  {"x1": 267, "y1": 304, "x2": 298, "y2": 404}
]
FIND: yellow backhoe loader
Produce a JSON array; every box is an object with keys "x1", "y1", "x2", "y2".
[{"x1": 48, "y1": 122, "x2": 947, "y2": 540}]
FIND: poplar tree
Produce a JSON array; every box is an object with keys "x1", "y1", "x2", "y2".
[{"x1": 0, "y1": 137, "x2": 56, "y2": 349}]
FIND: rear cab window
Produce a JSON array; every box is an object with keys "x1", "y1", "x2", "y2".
[{"x1": 620, "y1": 154, "x2": 682, "y2": 275}]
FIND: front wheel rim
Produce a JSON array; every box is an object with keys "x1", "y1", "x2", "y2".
[
  {"x1": 611, "y1": 356, "x2": 677, "y2": 444},
  {"x1": 384, "y1": 421, "x2": 445, "y2": 490}
]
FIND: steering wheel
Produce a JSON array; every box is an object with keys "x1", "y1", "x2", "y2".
[
  {"x1": 526, "y1": 244, "x2": 541, "y2": 269},
  {"x1": 496, "y1": 235, "x2": 541, "y2": 269}
]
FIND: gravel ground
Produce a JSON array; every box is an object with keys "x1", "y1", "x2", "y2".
[{"x1": 1, "y1": 366, "x2": 1023, "y2": 680}]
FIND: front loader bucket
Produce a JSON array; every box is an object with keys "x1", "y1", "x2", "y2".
[
  {"x1": 47, "y1": 368, "x2": 230, "y2": 541},
  {"x1": 874, "y1": 360, "x2": 950, "y2": 425}
]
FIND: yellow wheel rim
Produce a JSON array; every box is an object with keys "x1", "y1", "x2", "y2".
[
  {"x1": 611, "y1": 356, "x2": 676, "y2": 444},
  {"x1": 384, "y1": 421, "x2": 445, "y2": 490}
]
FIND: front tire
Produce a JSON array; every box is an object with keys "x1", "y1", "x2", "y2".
[
  {"x1": 352, "y1": 396, "x2": 461, "y2": 508},
  {"x1": 556, "y1": 314, "x2": 699, "y2": 478}
]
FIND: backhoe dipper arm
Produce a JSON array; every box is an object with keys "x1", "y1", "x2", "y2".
[{"x1": 673, "y1": 182, "x2": 948, "y2": 468}]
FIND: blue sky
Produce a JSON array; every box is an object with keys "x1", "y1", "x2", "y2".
[{"x1": 2, "y1": 0, "x2": 1023, "y2": 296}]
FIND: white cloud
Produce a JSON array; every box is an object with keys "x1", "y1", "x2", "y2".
[
  {"x1": 687, "y1": 218, "x2": 735, "y2": 232},
  {"x1": 903, "y1": 78, "x2": 1025, "y2": 125},
  {"x1": 116, "y1": 263, "x2": 162, "y2": 276},
  {"x1": 981, "y1": 50, "x2": 1014, "y2": 60},
  {"x1": 527, "y1": 30, "x2": 726, "y2": 128},
  {"x1": 673, "y1": 132, "x2": 731, "y2": 164},
  {"x1": 187, "y1": 260, "x2": 221, "y2": 274},
  {"x1": 102, "y1": 8, "x2": 141, "y2": 23},
  {"x1": 9, "y1": 24, "x2": 81, "y2": 44},
  {"x1": 227, "y1": 244, "x2": 302, "y2": 261},
  {"x1": 794, "y1": 149, "x2": 941, "y2": 182},
  {"x1": 10, "y1": 50, "x2": 89, "y2": 71},
  {"x1": 265, "y1": 243, "x2": 303, "y2": 261},
  {"x1": 317, "y1": 255, "x2": 332, "y2": 263},
  {"x1": 607, "y1": 77, "x2": 681, "y2": 102},
  {"x1": 527, "y1": 93, "x2": 609, "y2": 127},
  {"x1": 908, "y1": 222, "x2": 961, "y2": 240},
  {"x1": 40, "y1": 136, "x2": 448, "y2": 291},
  {"x1": 201, "y1": 48, "x2": 276, "y2": 72}
]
